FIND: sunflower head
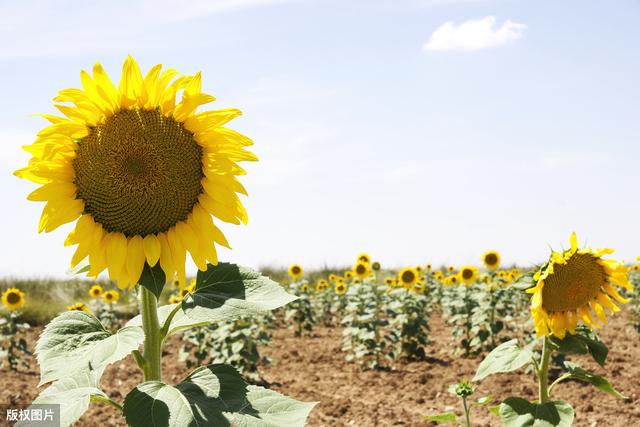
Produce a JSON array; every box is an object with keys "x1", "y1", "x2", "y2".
[
  {"x1": 16, "y1": 56, "x2": 256, "y2": 289},
  {"x1": 288, "y1": 264, "x2": 303, "y2": 280},
  {"x1": 2, "y1": 288, "x2": 26, "y2": 311},
  {"x1": 459, "y1": 265, "x2": 479, "y2": 285},
  {"x1": 357, "y1": 253, "x2": 371, "y2": 264},
  {"x1": 300, "y1": 283, "x2": 310, "y2": 293},
  {"x1": 446, "y1": 275, "x2": 459, "y2": 286},
  {"x1": 89, "y1": 284, "x2": 103, "y2": 298},
  {"x1": 632, "y1": 264, "x2": 639, "y2": 272},
  {"x1": 169, "y1": 295, "x2": 181, "y2": 304},
  {"x1": 316, "y1": 279, "x2": 328, "y2": 292},
  {"x1": 384, "y1": 277, "x2": 396, "y2": 287},
  {"x1": 172, "y1": 278, "x2": 182, "y2": 289},
  {"x1": 447, "y1": 266, "x2": 455, "y2": 273},
  {"x1": 528, "y1": 232, "x2": 632, "y2": 339},
  {"x1": 426, "y1": 264, "x2": 432, "y2": 270},
  {"x1": 103, "y1": 290, "x2": 119, "y2": 303},
  {"x1": 335, "y1": 282, "x2": 348, "y2": 295},
  {"x1": 180, "y1": 288, "x2": 190, "y2": 299},
  {"x1": 67, "y1": 302, "x2": 91, "y2": 313},
  {"x1": 371, "y1": 261, "x2": 381, "y2": 271},
  {"x1": 328, "y1": 274, "x2": 338, "y2": 282},
  {"x1": 344, "y1": 271, "x2": 354, "y2": 280},
  {"x1": 353, "y1": 261, "x2": 371, "y2": 279},
  {"x1": 398, "y1": 267, "x2": 418, "y2": 288},
  {"x1": 483, "y1": 250, "x2": 501, "y2": 270},
  {"x1": 413, "y1": 281, "x2": 426, "y2": 294}
]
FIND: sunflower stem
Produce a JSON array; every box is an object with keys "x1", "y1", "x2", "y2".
[
  {"x1": 538, "y1": 336, "x2": 551, "y2": 403},
  {"x1": 462, "y1": 395, "x2": 472, "y2": 427},
  {"x1": 140, "y1": 286, "x2": 162, "y2": 382}
]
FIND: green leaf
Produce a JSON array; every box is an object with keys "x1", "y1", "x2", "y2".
[
  {"x1": 123, "y1": 364, "x2": 314, "y2": 427},
  {"x1": 550, "y1": 326, "x2": 608, "y2": 367},
  {"x1": 66, "y1": 258, "x2": 90, "y2": 276},
  {"x1": 138, "y1": 262, "x2": 167, "y2": 299},
  {"x1": 182, "y1": 263, "x2": 297, "y2": 323},
  {"x1": 499, "y1": 397, "x2": 574, "y2": 427},
  {"x1": 473, "y1": 340, "x2": 533, "y2": 381},
  {"x1": 36, "y1": 311, "x2": 144, "y2": 386},
  {"x1": 563, "y1": 362, "x2": 626, "y2": 398},
  {"x1": 225, "y1": 386, "x2": 317, "y2": 427},
  {"x1": 423, "y1": 412, "x2": 457, "y2": 423},
  {"x1": 16, "y1": 370, "x2": 106, "y2": 427},
  {"x1": 473, "y1": 395, "x2": 494, "y2": 406}
]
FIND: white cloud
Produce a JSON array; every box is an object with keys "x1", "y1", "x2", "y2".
[{"x1": 424, "y1": 16, "x2": 526, "y2": 51}]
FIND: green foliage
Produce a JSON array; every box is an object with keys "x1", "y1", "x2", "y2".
[
  {"x1": 473, "y1": 339, "x2": 533, "y2": 381},
  {"x1": 285, "y1": 284, "x2": 315, "y2": 337},
  {"x1": 499, "y1": 397, "x2": 574, "y2": 427},
  {"x1": 389, "y1": 288, "x2": 430, "y2": 360},
  {"x1": 341, "y1": 282, "x2": 399, "y2": 370},
  {"x1": 0, "y1": 311, "x2": 31, "y2": 370},
  {"x1": 179, "y1": 314, "x2": 273, "y2": 381},
  {"x1": 24, "y1": 263, "x2": 312, "y2": 427},
  {"x1": 123, "y1": 364, "x2": 315, "y2": 427}
]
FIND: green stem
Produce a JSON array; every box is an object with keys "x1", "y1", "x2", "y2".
[
  {"x1": 140, "y1": 287, "x2": 162, "y2": 382},
  {"x1": 538, "y1": 336, "x2": 551, "y2": 403},
  {"x1": 462, "y1": 396, "x2": 472, "y2": 427},
  {"x1": 160, "y1": 302, "x2": 182, "y2": 339},
  {"x1": 547, "y1": 373, "x2": 571, "y2": 398},
  {"x1": 90, "y1": 395, "x2": 123, "y2": 412}
]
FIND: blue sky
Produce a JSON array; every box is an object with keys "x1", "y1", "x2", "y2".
[{"x1": 1, "y1": 0, "x2": 639, "y2": 277}]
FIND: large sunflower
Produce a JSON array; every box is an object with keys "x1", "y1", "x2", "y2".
[
  {"x1": 528, "y1": 233, "x2": 632, "y2": 339},
  {"x1": 353, "y1": 261, "x2": 371, "y2": 279},
  {"x1": 398, "y1": 267, "x2": 418, "y2": 288},
  {"x1": 2, "y1": 288, "x2": 26, "y2": 311},
  {"x1": 15, "y1": 56, "x2": 255, "y2": 289}
]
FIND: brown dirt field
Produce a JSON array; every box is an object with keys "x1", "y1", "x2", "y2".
[{"x1": 2, "y1": 311, "x2": 638, "y2": 427}]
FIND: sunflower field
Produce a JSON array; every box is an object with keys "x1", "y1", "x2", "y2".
[{"x1": 1, "y1": 54, "x2": 638, "y2": 427}]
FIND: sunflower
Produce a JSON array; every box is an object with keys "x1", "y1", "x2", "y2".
[
  {"x1": 328, "y1": 274, "x2": 338, "y2": 282},
  {"x1": 459, "y1": 265, "x2": 479, "y2": 285},
  {"x1": 15, "y1": 56, "x2": 256, "y2": 289},
  {"x1": 300, "y1": 283, "x2": 310, "y2": 293},
  {"x1": 528, "y1": 233, "x2": 632, "y2": 339},
  {"x1": 415, "y1": 265, "x2": 423, "y2": 273},
  {"x1": 446, "y1": 275, "x2": 459, "y2": 286},
  {"x1": 180, "y1": 288, "x2": 190, "y2": 299},
  {"x1": 335, "y1": 282, "x2": 348, "y2": 295},
  {"x1": 425, "y1": 264, "x2": 432, "y2": 271},
  {"x1": 169, "y1": 295, "x2": 181, "y2": 304},
  {"x1": 344, "y1": 271, "x2": 354, "y2": 280},
  {"x1": 172, "y1": 278, "x2": 181, "y2": 288},
  {"x1": 482, "y1": 250, "x2": 500, "y2": 270},
  {"x1": 89, "y1": 284, "x2": 103, "y2": 298},
  {"x1": 288, "y1": 264, "x2": 303, "y2": 280},
  {"x1": 398, "y1": 267, "x2": 418, "y2": 288},
  {"x1": 316, "y1": 279, "x2": 328, "y2": 292},
  {"x1": 447, "y1": 266, "x2": 455, "y2": 273},
  {"x1": 67, "y1": 302, "x2": 91, "y2": 313},
  {"x1": 371, "y1": 261, "x2": 381, "y2": 271},
  {"x1": 384, "y1": 277, "x2": 396, "y2": 287},
  {"x1": 357, "y1": 253, "x2": 371, "y2": 264},
  {"x1": 632, "y1": 264, "x2": 639, "y2": 272},
  {"x1": 2, "y1": 288, "x2": 26, "y2": 311},
  {"x1": 103, "y1": 290, "x2": 120, "y2": 303},
  {"x1": 353, "y1": 261, "x2": 371, "y2": 279},
  {"x1": 434, "y1": 271, "x2": 444, "y2": 281},
  {"x1": 413, "y1": 281, "x2": 426, "y2": 294}
]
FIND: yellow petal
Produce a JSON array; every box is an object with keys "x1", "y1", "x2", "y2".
[
  {"x1": 157, "y1": 233, "x2": 175, "y2": 280},
  {"x1": 105, "y1": 232, "x2": 127, "y2": 279},
  {"x1": 143, "y1": 234, "x2": 161, "y2": 267},
  {"x1": 126, "y1": 236, "x2": 146, "y2": 286},
  {"x1": 38, "y1": 199, "x2": 84, "y2": 233}
]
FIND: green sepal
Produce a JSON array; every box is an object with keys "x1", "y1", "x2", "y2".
[{"x1": 138, "y1": 262, "x2": 166, "y2": 299}]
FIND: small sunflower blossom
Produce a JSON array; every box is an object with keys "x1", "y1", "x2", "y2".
[
  {"x1": 102, "y1": 290, "x2": 120, "y2": 303},
  {"x1": 459, "y1": 265, "x2": 479, "y2": 285},
  {"x1": 89, "y1": 284, "x2": 103, "y2": 298},
  {"x1": 288, "y1": 264, "x2": 303, "y2": 280},
  {"x1": 67, "y1": 302, "x2": 91, "y2": 313},
  {"x1": 527, "y1": 232, "x2": 632, "y2": 339},
  {"x1": 2, "y1": 288, "x2": 26, "y2": 311}
]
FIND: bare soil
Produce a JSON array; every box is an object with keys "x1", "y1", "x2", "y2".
[{"x1": 2, "y1": 311, "x2": 638, "y2": 426}]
